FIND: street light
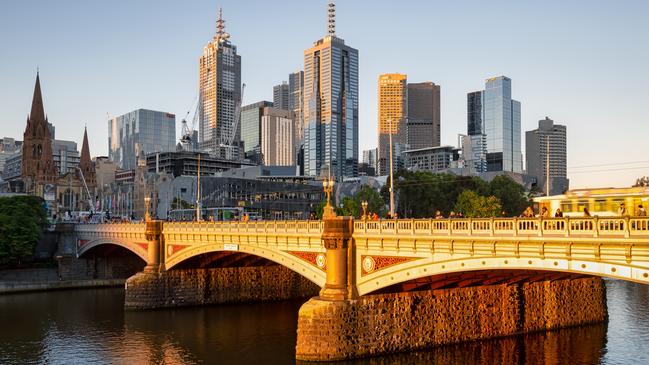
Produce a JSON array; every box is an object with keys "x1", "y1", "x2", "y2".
[
  {"x1": 144, "y1": 196, "x2": 151, "y2": 222},
  {"x1": 388, "y1": 118, "x2": 395, "y2": 217},
  {"x1": 322, "y1": 176, "x2": 336, "y2": 219},
  {"x1": 361, "y1": 200, "x2": 368, "y2": 220}
]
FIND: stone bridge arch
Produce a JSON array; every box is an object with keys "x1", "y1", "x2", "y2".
[{"x1": 77, "y1": 237, "x2": 148, "y2": 262}]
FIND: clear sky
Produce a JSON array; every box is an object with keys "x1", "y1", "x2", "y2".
[{"x1": 1, "y1": 0, "x2": 648, "y2": 188}]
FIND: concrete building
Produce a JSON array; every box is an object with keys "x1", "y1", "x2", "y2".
[
  {"x1": 261, "y1": 107, "x2": 294, "y2": 166},
  {"x1": 273, "y1": 81, "x2": 289, "y2": 110},
  {"x1": 465, "y1": 91, "x2": 488, "y2": 172},
  {"x1": 0, "y1": 138, "x2": 21, "y2": 178},
  {"x1": 198, "y1": 9, "x2": 243, "y2": 160},
  {"x1": 377, "y1": 74, "x2": 407, "y2": 176},
  {"x1": 404, "y1": 146, "x2": 461, "y2": 173},
  {"x1": 145, "y1": 151, "x2": 253, "y2": 178},
  {"x1": 303, "y1": 1, "x2": 358, "y2": 178},
  {"x1": 240, "y1": 101, "x2": 274, "y2": 164},
  {"x1": 525, "y1": 117, "x2": 569, "y2": 195},
  {"x1": 52, "y1": 140, "x2": 79, "y2": 176},
  {"x1": 108, "y1": 109, "x2": 176, "y2": 170},
  {"x1": 406, "y1": 82, "x2": 441, "y2": 150}
]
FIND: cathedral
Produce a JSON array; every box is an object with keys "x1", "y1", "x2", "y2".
[{"x1": 20, "y1": 72, "x2": 97, "y2": 216}]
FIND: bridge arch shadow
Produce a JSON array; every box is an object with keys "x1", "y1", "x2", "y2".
[
  {"x1": 75, "y1": 240, "x2": 147, "y2": 279},
  {"x1": 357, "y1": 256, "x2": 649, "y2": 297},
  {"x1": 165, "y1": 245, "x2": 326, "y2": 287}
]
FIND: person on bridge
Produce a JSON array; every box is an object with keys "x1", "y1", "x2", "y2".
[
  {"x1": 618, "y1": 203, "x2": 628, "y2": 216},
  {"x1": 637, "y1": 205, "x2": 647, "y2": 216},
  {"x1": 521, "y1": 207, "x2": 534, "y2": 218},
  {"x1": 540, "y1": 207, "x2": 550, "y2": 218},
  {"x1": 435, "y1": 210, "x2": 444, "y2": 219},
  {"x1": 555, "y1": 208, "x2": 564, "y2": 217},
  {"x1": 584, "y1": 207, "x2": 592, "y2": 217}
]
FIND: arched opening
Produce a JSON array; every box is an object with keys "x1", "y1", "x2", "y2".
[
  {"x1": 368, "y1": 269, "x2": 591, "y2": 296},
  {"x1": 75, "y1": 244, "x2": 146, "y2": 280},
  {"x1": 172, "y1": 251, "x2": 278, "y2": 270}
]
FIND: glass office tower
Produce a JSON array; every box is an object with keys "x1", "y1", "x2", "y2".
[
  {"x1": 303, "y1": 2, "x2": 358, "y2": 178},
  {"x1": 482, "y1": 76, "x2": 522, "y2": 173}
]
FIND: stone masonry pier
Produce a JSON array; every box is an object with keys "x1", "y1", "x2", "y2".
[
  {"x1": 295, "y1": 276, "x2": 607, "y2": 361},
  {"x1": 124, "y1": 265, "x2": 320, "y2": 310}
]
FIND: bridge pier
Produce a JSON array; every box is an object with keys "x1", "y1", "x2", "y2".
[{"x1": 143, "y1": 221, "x2": 164, "y2": 273}]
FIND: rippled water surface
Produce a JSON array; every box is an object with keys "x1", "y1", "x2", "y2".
[{"x1": 1, "y1": 279, "x2": 649, "y2": 364}]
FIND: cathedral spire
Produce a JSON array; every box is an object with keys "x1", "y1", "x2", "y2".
[
  {"x1": 80, "y1": 126, "x2": 91, "y2": 170},
  {"x1": 30, "y1": 71, "x2": 46, "y2": 123}
]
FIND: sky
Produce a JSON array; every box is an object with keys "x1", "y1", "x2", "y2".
[{"x1": 1, "y1": 0, "x2": 648, "y2": 189}]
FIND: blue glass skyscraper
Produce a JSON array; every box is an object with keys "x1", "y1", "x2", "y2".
[{"x1": 482, "y1": 76, "x2": 522, "y2": 173}]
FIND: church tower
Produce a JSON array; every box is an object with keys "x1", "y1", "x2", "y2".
[
  {"x1": 21, "y1": 72, "x2": 57, "y2": 195},
  {"x1": 78, "y1": 127, "x2": 96, "y2": 189}
]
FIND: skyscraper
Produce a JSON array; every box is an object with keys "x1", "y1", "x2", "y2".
[
  {"x1": 273, "y1": 82, "x2": 289, "y2": 110},
  {"x1": 377, "y1": 74, "x2": 407, "y2": 176},
  {"x1": 465, "y1": 91, "x2": 487, "y2": 172},
  {"x1": 406, "y1": 82, "x2": 440, "y2": 150},
  {"x1": 261, "y1": 107, "x2": 294, "y2": 166},
  {"x1": 198, "y1": 8, "x2": 243, "y2": 160},
  {"x1": 108, "y1": 109, "x2": 176, "y2": 170},
  {"x1": 303, "y1": 1, "x2": 359, "y2": 178},
  {"x1": 468, "y1": 76, "x2": 522, "y2": 173},
  {"x1": 240, "y1": 101, "x2": 274, "y2": 164},
  {"x1": 526, "y1": 117, "x2": 568, "y2": 195},
  {"x1": 288, "y1": 71, "x2": 304, "y2": 167}
]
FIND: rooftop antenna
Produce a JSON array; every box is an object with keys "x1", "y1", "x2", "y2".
[
  {"x1": 327, "y1": 1, "x2": 336, "y2": 36},
  {"x1": 216, "y1": 7, "x2": 225, "y2": 38}
]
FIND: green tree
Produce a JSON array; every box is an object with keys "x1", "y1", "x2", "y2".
[
  {"x1": 454, "y1": 190, "x2": 502, "y2": 218},
  {"x1": 488, "y1": 175, "x2": 529, "y2": 217},
  {"x1": 340, "y1": 185, "x2": 386, "y2": 218},
  {"x1": 0, "y1": 196, "x2": 48, "y2": 265}
]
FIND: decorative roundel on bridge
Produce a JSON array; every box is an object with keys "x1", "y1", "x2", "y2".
[
  {"x1": 316, "y1": 254, "x2": 326, "y2": 269},
  {"x1": 167, "y1": 245, "x2": 174, "y2": 256},
  {"x1": 362, "y1": 256, "x2": 376, "y2": 274}
]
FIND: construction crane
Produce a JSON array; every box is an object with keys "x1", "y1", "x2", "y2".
[
  {"x1": 75, "y1": 166, "x2": 94, "y2": 213},
  {"x1": 180, "y1": 94, "x2": 201, "y2": 151},
  {"x1": 219, "y1": 83, "x2": 245, "y2": 160}
]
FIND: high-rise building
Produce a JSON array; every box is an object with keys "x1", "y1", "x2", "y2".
[
  {"x1": 198, "y1": 9, "x2": 243, "y2": 160},
  {"x1": 289, "y1": 71, "x2": 304, "y2": 167},
  {"x1": 273, "y1": 82, "x2": 290, "y2": 110},
  {"x1": 52, "y1": 140, "x2": 79, "y2": 176},
  {"x1": 406, "y1": 82, "x2": 441, "y2": 150},
  {"x1": 240, "y1": 101, "x2": 274, "y2": 164},
  {"x1": 108, "y1": 109, "x2": 176, "y2": 170},
  {"x1": 525, "y1": 117, "x2": 568, "y2": 195},
  {"x1": 468, "y1": 76, "x2": 522, "y2": 173},
  {"x1": 465, "y1": 91, "x2": 487, "y2": 172},
  {"x1": 303, "y1": 1, "x2": 359, "y2": 178},
  {"x1": 377, "y1": 74, "x2": 407, "y2": 176},
  {"x1": 0, "y1": 138, "x2": 21, "y2": 177},
  {"x1": 261, "y1": 107, "x2": 294, "y2": 166}
]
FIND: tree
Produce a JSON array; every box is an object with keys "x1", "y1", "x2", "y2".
[
  {"x1": 340, "y1": 185, "x2": 386, "y2": 218},
  {"x1": 0, "y1": 196, "x2": 48, "y2": 266},
  {"x1": 454, "y1": 190, "x2": 502, "y2": 218},
  {"x1": 488, "y1": 175, "x2": 529, "y2": 217},
  {"x1": 634, "y1": 176, "x2": 649, "y2": 187}
]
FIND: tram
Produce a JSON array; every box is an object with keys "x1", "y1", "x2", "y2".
[{"x1": 533, "y1": 186, "x2": 649, "y2": 217}]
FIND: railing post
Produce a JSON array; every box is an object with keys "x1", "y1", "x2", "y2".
[
  {"x1": 625, "y1": 216, "x2": 631, "y2": 238},
  {"x1": 320, "y1": 216, "x2": 355, "y2": 301},
  {"x1": 144, "y1": 220, "x2": 165, "y2": 272}
]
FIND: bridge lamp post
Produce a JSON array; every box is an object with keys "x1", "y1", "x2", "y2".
[
  {"x1": 322, "y1": 177, "x2": 336, "y2": 219},
  {"x1": 361, "y1": 200, "x2": 368, "y2": 220},
  {"x1": 144, "y1": 196, "x2": 151, "y2": 222}
]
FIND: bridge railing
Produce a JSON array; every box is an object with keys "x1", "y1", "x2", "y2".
[
  {"x1": 353, "y1": 217, "x2": 649, "y2": 239},
  {"x1": 162, "y1": 220, "x2": 324, "y2": 235}
]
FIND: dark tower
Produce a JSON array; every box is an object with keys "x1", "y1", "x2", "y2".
[
  {"x1": 21, "y1": 72, "x2": 57, "y2": 195},
  {"x1": 78, "y1": 127, "x2": 96, "y2": 188}
]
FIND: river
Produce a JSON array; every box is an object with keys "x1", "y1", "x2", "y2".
[{"x1": 1, "y1": 279, "x2": 648, "y2": 365}]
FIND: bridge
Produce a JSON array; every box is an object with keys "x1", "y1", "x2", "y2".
[{"x1": 73, "y1": 216, "x2": 649, "y2": 298}]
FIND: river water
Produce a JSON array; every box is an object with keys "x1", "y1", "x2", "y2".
[{"x1": 1, "y1": 280, "x2": 648, "y2": 365}]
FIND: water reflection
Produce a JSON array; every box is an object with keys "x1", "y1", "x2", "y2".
[{"x1": 0, "y1": 279, "x2": 648, "y2": 364}]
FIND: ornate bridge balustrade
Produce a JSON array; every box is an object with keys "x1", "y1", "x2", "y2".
[{"x1": 353, "y1": 217, "x2": 649, "y2": 296}]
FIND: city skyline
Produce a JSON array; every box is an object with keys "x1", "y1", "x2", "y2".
[{"x1": 1, "y1": 0, "x2": 648, "y2": 187}]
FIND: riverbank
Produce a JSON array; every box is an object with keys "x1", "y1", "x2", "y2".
[{"x1": 0, "y1": 278, "x2": 125, "y2": 294}]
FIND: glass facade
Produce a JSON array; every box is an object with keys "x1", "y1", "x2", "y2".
[
  {"x1": 108, "y1": 109, "x2": 176, "y2": 170},
  {"x1": 482, "y1": 76, "x2": 522, "y2": 173},
  {"x1": 240, "y1": 101, "x2": 273, "y2": 164},
  {"x1": 304, "y1": 36, "x2": 358, "y2": 178}
]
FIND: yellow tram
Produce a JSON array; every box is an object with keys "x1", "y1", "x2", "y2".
[{"x1": 533, "y1": 186, "x2": 649, "y2": 217}]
